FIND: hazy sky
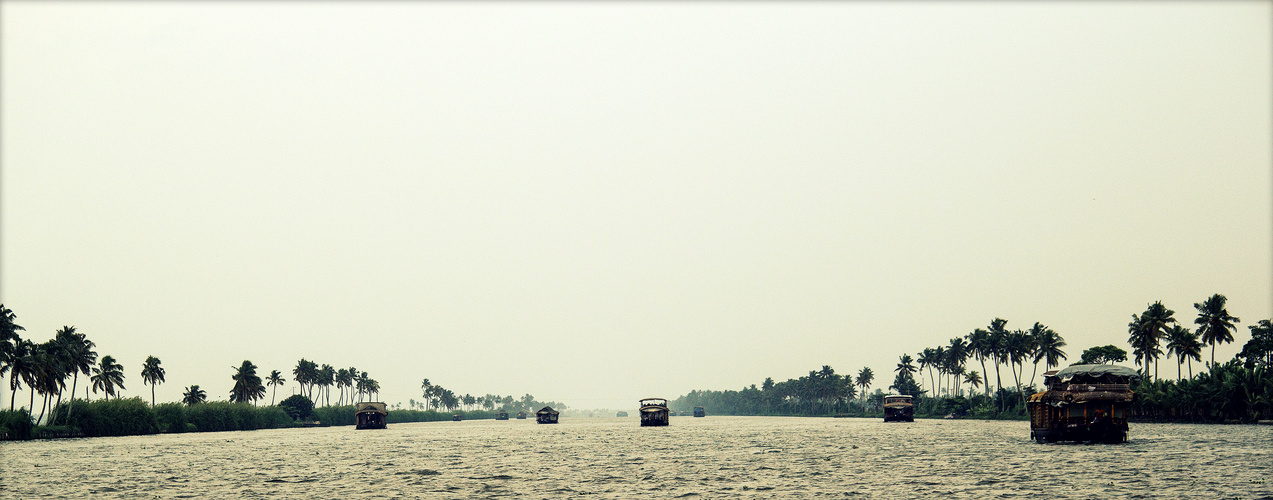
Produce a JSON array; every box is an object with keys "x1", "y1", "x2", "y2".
[{"x1": 2, "y1": 2, "x2": 1270, "y2": 411}]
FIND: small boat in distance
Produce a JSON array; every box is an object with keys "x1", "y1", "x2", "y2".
[
  {"x1": 452, "y1": 414, "x2": 462, "y2": 421},
  {"x1": 536, "y1": 406, "x2": 560, "y2": 424},
  {"x1": 883, "y1": 395, "x2": 914, "y2": 422},
  {"x1": 495, "y1": 411, "x2": 509, "y2": 420},
  {"x1": 616, "y1": 411, "x2": 628, "y2": 417},
  {"x1": 640, "y1": 398, "x2": 670, "y2": 427},
  {"x1": 516, "y1": 411, "x2": 527, "y2": 419},
  {"x1": 355, "y1": 402, "x2": 388, "y2": 430},
  {"x1": 693, "y1": 406, "x2": 705, "y2": 418}
]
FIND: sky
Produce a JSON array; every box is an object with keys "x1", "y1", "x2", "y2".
[{"x1": 2, "y1": 2, "x2": 1270, "y2": 412}]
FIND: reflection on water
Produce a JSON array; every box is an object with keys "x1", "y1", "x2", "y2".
[{"x1": 2, "y1": 417, "x2": 1270, "y2": 499}]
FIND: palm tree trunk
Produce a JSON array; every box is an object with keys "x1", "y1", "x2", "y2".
[
  {"x1": 1008, "y1": 361, "x2": 1020, "y2": 409},
  {"x1": 49, "y1": 387, "x2": 65, "y2": 426},
  {"x1": 1187, "y1": 359, "x2": 1193, "y2": 379},
  {"x1": 65, "y1": 372, "x2": 80, "y2": 425},
  {"x1": 993, "y1": 357, "x2": 1003, "y2": 396},
  {"x1": 151, "y1": 383, "x2": 156, "y2": 407},
  {"x1": 38, "y1": 392, "x2": 48, "y2": 424},
  {"x1": 978, "y1": 357, "x2": 990, "y2": 398}
]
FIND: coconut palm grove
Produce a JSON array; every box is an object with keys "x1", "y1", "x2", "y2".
[{"x1": 2, "y1": 294, "x2": 1271, "y2": 439}]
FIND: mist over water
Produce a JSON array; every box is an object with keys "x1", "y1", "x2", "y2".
[{"x1": 3, "y1": 417, "x2": 1270, "y2": 499}]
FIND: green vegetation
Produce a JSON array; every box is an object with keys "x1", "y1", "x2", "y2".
[
  {"x1": 1132, "y1": 361, "x2": 1273, "y2": 422},
  {"x1": 0, "y1": 409, "x2": 34, "y2": 440},
  {"x1": 278, "y1": 394, "x2": 315, "y2": 420},
  {"x1": 673, "y1": 294, "x2": 1273, "y2": 423},
  {"x1": 1080, "y1": 345, "x2": 1129, "y2": 364},
  {"x1": 4, "y1": 294, "x2": 1270, "y2": 439},
  {"x1": 56, "y1": 397, "x2": 157, "y2": 437}
]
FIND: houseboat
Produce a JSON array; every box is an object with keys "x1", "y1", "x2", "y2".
[
  {"x1": 536, "y1": 406, "x2": 560, "y2": 424},
  {"x1": 693, "y1": 406, "x2": 706, "y2": 417},
  {"x1": 1028, "y1": 364, "x2": 1139, "y2": 444},
  {"x1": 882, "y1": 394, "x2": 914, "y2": 422},
  {"x1": 495, "y1": 411, "x2": 509, "y2": 421},
  {"x1": 355, "y1": 402, "x2": 388, "y2": 430},
  {"x1": 616, "y1": 411, "x2": 628, "y2": 417},
  {"x1": 640, "y1": 398, "x2": 670, "y2": 427},
  {"x1": 516, "y1": 411, "x2": 527, "y2": 419},
  {"x1": 452, "y1": 414, "x2": 462, "y2": 421}
]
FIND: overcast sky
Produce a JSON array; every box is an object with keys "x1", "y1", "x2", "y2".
[{"x1": 2, "y1": 2, "x2": 1270, "y2": 411}]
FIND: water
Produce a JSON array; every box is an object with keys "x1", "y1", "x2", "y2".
[{"x1": 2, "y1": 416, "x2": 1270, "y2": 499}]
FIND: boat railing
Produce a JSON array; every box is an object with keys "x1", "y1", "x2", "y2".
[{"x1": 1055, "y1": 383, "x2": 1131, "y2": 392}]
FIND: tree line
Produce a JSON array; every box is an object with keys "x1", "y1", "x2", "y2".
[
  {"x1": 0, "y1": 304, "x2": 393, "y2": 425},
  {"x1": 674, "y1": 293, "x2": 1273, "y2": 421},
  {"x1": 414, "y1": 378, "x2": 566, "y2": 414}
]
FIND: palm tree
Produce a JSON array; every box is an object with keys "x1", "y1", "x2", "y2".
[
  {"x1": 963, "y1": 370, "x2": 982, "y2": 396},
  {"x1": 7, "y1": 339, "x2": 34, "y2": 411},
  {"x1": 0, "y1": 305, "x2": 25, "y2": 411},
  {"x1": 230, "y1": 360, "x2": 266, "y2": 404},
  {"x1": 420, "y1": 378, "x2": 432, "y2": 409},
  {"x1": 90, "y1": 355, "x2": 126, "y2": 400},
  {"x1": 856, "y1": 367, "x2": 873, "y2": 407},
  {"x1": 987, "y1": 318, "x2": 1010, "y2": 397},
  {"x1": 966, "y1": 328, "x2": 993, "y2": 398},
  {"x1": 336, "y1": 368, "x2": 353, "y2": 405},
  {"x1": 916, "y1": 348, "x2": 937, "y2": 396},
  {"x1": 1165, "y1": 325, "x2": 1203, "y2": 380},
  {"x1": 140, "y1": 356, "x2": 165, "y2": 407},
  {"x1": 949, "y1": 365, "x2": 965, "y2": 397},
  {"x1": 56, "y1": 327, "x2": 95, "y2": 424},
  {"x1": 1130, "y1": 301, "x2": 1176, "y2": 380},
  {"x1": 318, "y1": 364, "x2": 335, "y2": 406},
  {"x1": 930, "y1": 346, "x2": 947, "y2": 396},
  {"x1": 1004, "y1": 330, "x2": 1030, "y2": 408},
  {"x1": 1031, "y1": 323, "x2": 1067, "y2": 386},
  {"x1": 292, "y1": 359, "x2": 318, "y2": 400},
  {"x1": 32, "y1": 340, "x2": 67, "y2": 423},
  {"x1": 182, "y1": 385, "x2": 206, "y2": 406},
  {"x1": 895, "y1": 354, "x2": 917, "y2": 377},
  {"x1": 266, "y1": 370, "x2": 286, "y2": 405},
  {"x1": 1194, "y1": 294, "x2": 1240, "y2": 368},
  {"x1": 357, "y1": 371, "x2": 371, "y2": 402},
  {"x1": 946, "y1": 338, "x2": 968, "y2": 395}
]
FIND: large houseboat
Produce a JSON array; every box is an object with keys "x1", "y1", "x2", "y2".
[
  {"x1": 639, "y1": 398, "x2": 670, "y2": 427},
  {"x1": 882, "y1": 395, "x2": 914, "y2": 422},
  {"x1": 1027, "y1": 364, "x2": 1139, "y2": 443},
  {"x1": 355, "y1": 402, "x2": 388, "y2": 430},
  {"x1": 536, "y1": 406, "x2": 560, "y2": 424},
  {"x1": 693, "y1": 406, "x2": 706, "y2": 418}
]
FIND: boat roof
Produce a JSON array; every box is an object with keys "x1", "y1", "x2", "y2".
[
  {"x1": 640, "y1": 398, "x2": 667, "y2": 403},
  {"x1": 1054, "y1": 364, "x2": 1141, "y2": 383}
]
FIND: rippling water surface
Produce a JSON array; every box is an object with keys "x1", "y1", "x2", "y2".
[{"x1": 3, "y1": 416, "x2": 1271, "y2": 499}]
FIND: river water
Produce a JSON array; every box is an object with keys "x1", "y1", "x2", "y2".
[{"x1": 2, "y1": 416, "x2": 1270, "y2": 499}]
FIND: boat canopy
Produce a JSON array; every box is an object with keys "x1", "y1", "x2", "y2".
[{"x1": 1053, "y1": 364, "x2": 1141, "y2": 384}]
